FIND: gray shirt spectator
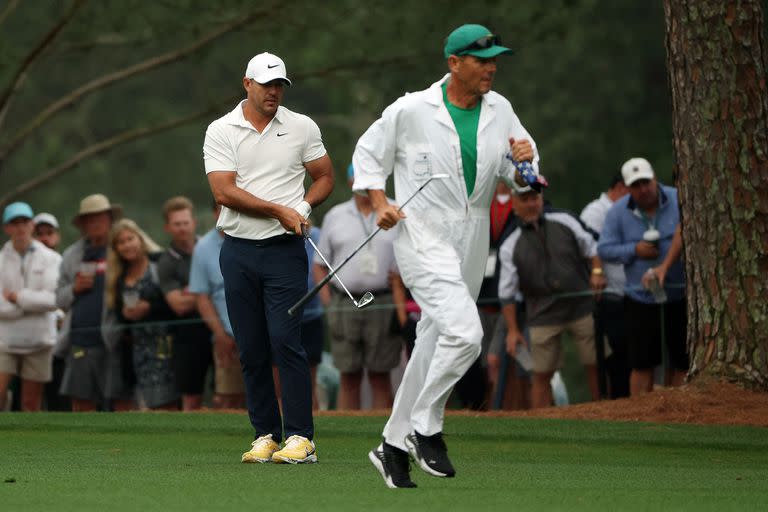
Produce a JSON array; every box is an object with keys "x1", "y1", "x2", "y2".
[
  {"x1": 315, "y1": 198, "x2": 398, "y2": 295},
  {"x1": 313, "y1": 172, "x2": 403, "y2": 411}
]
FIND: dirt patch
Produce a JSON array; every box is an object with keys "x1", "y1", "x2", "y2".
[
  {"x1": 476, "y1": 378, "x2": 768, "y2": 427},
  {"x1": 197, "y1": 379, "x2": 768, "y2": 427}
]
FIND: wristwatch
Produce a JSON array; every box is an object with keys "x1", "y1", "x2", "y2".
[{"x1": 591, "y1": 267, "x2": 604, "y2": 275}]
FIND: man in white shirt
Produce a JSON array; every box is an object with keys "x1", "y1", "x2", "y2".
[
  {"x1": 580, "y1": 174, "x2": 628, "y2": 296},
  {"x1": 580, "y1": 174, "x2": 630, "y2": 398},
  {"x1": 0, "y1": 202, "x2": 61, "y2": 411},
  {"x1": 204, "y1": 52, "x2": 334, "y2": 465}
]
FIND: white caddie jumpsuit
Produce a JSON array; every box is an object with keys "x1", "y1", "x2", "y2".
[{"x1": 352, "y1": 74, "x2": 539, "y2": 450}]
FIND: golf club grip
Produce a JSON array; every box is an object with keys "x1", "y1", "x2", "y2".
[{"x1": 287, "y1": 270, "x2": 335, "y2": 316}]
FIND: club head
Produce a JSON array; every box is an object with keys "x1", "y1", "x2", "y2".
[{"x1": 356, "y1": 291, "x2": 375, "y2": 309}]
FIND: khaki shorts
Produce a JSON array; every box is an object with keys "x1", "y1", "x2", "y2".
[
  {"x1": 327, "y1": 292, "x2": 402, "y2": 373},
  {"x1": 528, "y1": 314, "x2": 608, "y2": 374},
  {"x1": 0, "y1": 347, "x2": 53, "y2": 382},
  {"x1": 213, "y1": 348, "x2": 245, "y2": 395}
]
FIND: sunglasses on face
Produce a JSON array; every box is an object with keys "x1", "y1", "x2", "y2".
[{"x1": 455, "y1": 34, "x2": 501, "y2": 55}]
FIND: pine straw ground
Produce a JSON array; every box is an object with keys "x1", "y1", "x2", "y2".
[
  {"x1": 450, "y1": 377, "x2": 768, "y2": 427},
  {"x1": 212, "y1": 378, "x2": 768, "y2": 427}
]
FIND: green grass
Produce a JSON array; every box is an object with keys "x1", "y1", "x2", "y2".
[{"x1": 1, "y1": 413, "x2": 767, "y2": 511}]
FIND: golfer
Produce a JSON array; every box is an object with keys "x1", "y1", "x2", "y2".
[
  {"x1": 204, "y1": 52, "x2": 334, "y2": 464},
  {"x1": 353, "y1": 24, "x2": 539, "y2": 488}
]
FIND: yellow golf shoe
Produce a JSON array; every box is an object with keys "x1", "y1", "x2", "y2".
[
  {"x1": 271, "y1": 435, "x2": 317, "y2": 464},
  {"x1": 242, "y1": 434, "x2": 279, "y2": 463}
]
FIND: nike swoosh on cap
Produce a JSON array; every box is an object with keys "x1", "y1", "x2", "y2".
[{"x1": 267, "y1": 64, "x2": 279, "y2": 69}]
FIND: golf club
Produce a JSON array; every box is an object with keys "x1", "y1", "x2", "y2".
[
  {"x1": 288, "y1": 173, "x2": 448, "y2": 316},
  {"x1": 303, "y1": 225, "x2": 375, "y2": 311}
]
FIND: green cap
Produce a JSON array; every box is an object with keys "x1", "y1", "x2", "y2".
[{"x1": 444, "y1": 24, "x2": 512, "y2": 59}]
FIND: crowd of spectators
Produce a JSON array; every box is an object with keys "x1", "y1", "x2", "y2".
[{"x1": 0, "y1": 156, "x2": 686, "y2": 412}]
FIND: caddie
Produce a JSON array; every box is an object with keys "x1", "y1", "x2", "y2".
[{"x1": 353, "y1": 24, "x2": 540, "y2": 488}]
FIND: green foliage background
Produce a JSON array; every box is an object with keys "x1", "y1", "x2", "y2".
[{"x1": 1, "y1": 0, "x2": 763, "y2": 245}]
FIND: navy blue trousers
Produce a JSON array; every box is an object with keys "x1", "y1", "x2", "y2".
[{"x1": 220, "y1": 234, "x2": 313, "y2": 442}]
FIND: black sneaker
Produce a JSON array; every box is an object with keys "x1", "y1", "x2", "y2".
[
  {"x1": 404, "y1": 431, "x2": 455, "y2": 478},
  {"x1": 368, "y1": 443, "x2": 417, "y2": 489}
]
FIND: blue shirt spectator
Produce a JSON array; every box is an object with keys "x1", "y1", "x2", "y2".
[
  {"x1": 598, "y1": 183, "x2": 684, "y2": 303},
  {"x1": 188, "y1": 228, "x2": 232, "y2": 336}
]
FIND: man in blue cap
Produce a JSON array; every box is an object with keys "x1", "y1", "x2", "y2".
[
  {"x1": 0, "y1": 202, "x2": 62, "y2": 411},
  {"x1": 353, "y1": 24, "x2": 541, "y2": 488}
]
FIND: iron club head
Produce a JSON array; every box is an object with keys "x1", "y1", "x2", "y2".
[{"x1": 355, "y1": 291, "x2": 375, "y2": 309}]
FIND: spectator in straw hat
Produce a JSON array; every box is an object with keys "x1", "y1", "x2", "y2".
[
  {"x1": 56, "y1": 194, "x2": 134, "y2": 411},
  {"x1": 0, "y1": 202, "x2": 62, "y2": 411}
]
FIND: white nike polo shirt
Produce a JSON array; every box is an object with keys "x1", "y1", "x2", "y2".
[{"x1": 203, "y1": 100, "x2": 326, "y2": 240}]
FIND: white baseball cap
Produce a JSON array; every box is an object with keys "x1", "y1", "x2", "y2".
[
  {"x1": 33, "y1": 212, "x2": 60, "y2": 229},
  {"x1": 621, "y1": 157, "x2": 655, "y2": 186},
  {"x1": 245, "y1": 52, "x2": 292, "y2": 86}
]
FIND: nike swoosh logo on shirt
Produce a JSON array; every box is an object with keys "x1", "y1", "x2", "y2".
[
  {"x1": 268, "y1": 64, "x2": 279, "y2": 69},
  {"x1": 277, "y1": 132, "x2": 287, "y2": 137}
]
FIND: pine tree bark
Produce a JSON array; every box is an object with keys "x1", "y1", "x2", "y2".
[{"x1": 664, "y1": 0, "x2": 768, "y2": 389}]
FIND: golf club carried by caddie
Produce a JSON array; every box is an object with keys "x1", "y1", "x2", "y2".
[
  {"x1": 287, "y1": 173, "x2": 449, "y2": 316},
  {"x1": 302, "y1": 224, "x2": 375, "y2": 311}
]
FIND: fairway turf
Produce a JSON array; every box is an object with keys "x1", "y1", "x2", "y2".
[{"x1": 1, "y1": 413, "x2": 767, "y2": 511}]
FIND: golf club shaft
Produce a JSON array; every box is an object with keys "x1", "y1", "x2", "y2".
[
  {"x1": 288, "y1": 176, "x2": 438, "y2": 316},
  {"x1": 305, "y1": 235, "x2": 358, "y2": 305}
]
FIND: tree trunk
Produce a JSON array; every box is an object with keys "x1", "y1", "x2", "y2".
[{"x1": 664, "y1": 0, "x2": 768, "y2": 389}]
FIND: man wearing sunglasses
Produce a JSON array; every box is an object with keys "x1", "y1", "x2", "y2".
[{"x1": 354, "y1": 24, "x2": 540, "y2": 488}]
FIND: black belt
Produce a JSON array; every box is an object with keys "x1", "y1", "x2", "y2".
[{"x1": 225, "y1": 233, "x2": 300, "y2": 247}]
